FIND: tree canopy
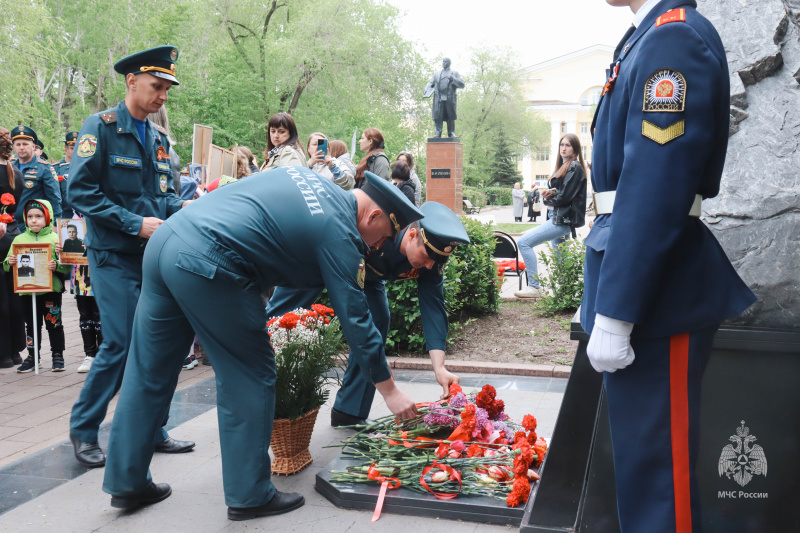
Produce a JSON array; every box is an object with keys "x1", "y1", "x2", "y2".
[{"x1": 1, "y1": 0, "x2": 546, "y2": 179}]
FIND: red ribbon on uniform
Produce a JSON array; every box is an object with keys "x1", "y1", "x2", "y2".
[{"x1": 367, "y1": 464, "x2": 401, "y2": 522}]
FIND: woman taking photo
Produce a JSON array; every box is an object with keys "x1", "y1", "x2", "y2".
[
  {"x1": 514, "y1": 133, "x2": 587, "y2": 299},
  {"x1": 260, "y1": 113, "x2": 306, "y2": 172},
  {"x1": 354, "y1": 128, "x2": 390, "y2": 187}
]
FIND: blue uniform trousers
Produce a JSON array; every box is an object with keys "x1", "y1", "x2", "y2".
[
  {"x1": 103, "y1": 227, "x2": 277, "y2": 508},
  {"x1": 604, "y1": 325, "x2": 717, "y2": 533},
  {"x1": 70, "y1": 249, "x2": 169, "y2": 444},
  {"x1": 268, "y1": 281, "x2": 391, "y2": 419}
]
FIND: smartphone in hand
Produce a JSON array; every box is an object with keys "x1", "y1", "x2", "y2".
[{"x1": 317, "y1": 138, "x2": 328, "y2": 157}]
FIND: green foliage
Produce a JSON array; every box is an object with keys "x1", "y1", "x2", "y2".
[
  {"x1": 384, "y1": 217, "x2": 500, "y2": 354},
  {"x1": 273, "y1": 316, "x2": 345, "y2": 420},
  {"x1": 463, "y1": 187, "x2": 487, "y2": 207},
  {"x1": 457, "y1": 46, "x2": 550, "y2": 187},
  {"x1": 490, "y1": 126, "x2": 521, "y2": 187},
  {"x1": 483, "y1": 187, "x2": 513, "y2": 206},
  {"x1": 534, "y1": 240, "x2": 586, "y2": 317}
]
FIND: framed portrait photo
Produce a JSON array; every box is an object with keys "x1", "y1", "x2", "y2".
[
  {"x1": 12, "y1": 242, "x2": 53, "y2": 293},
  {"x1": 57, "y1": 218, "x2": 89, "y2": 265}
]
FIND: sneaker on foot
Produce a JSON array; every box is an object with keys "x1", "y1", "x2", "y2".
[
  {"x1": 182, "y1": 354, "x2": 198, "y2": 370},
  {"x1": 514, "y1": 286, "x2": 543, "y2": 299},
  {"x1": 77, "y1": 356, "x2": 94, "y2": 373},
  {"x1": 52, "y1": 354, "x2": 65, "y2": 372},
  {"x1": 17, "y1": 356, "x2": 41, "y2": 373}
]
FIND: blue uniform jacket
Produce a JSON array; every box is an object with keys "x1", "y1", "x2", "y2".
[
  {"x1": 364, "y1": 229, "x2": 447, "y2": 351},
  {"x1": 166, "y1": 166, "x2": 393, "y2": 385},
  {"x1": 53, "y1": 158, "x2": 74, "y2": 219},
  {"x1": 67, "y1": 101, "x2": 184, "y2": 254},
  {"x1": 581, "y1": 0, "x2": 755, "y2": 338},
  {"x1": 13, "y1": 158, "x2": 62, "y2": 225}
]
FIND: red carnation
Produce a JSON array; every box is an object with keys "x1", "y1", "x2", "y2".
[
  {"x1": 506, "y1": 476, "x2": 531, "y2": 507},
  {"x1": 0, "y1": 214, "x2": 12, "y2": 224},
  {"x1": 1, "y1": 193, "x2": 15, "y2": 205},
  {"x1": 312, "y1": 304, "x2": 334, "y2": 317},
  {"x1": 522, "y1": 414, "x2": 538, "y2": 432},
  {"x1": 278, "y1": 312, "x2": 300, "y2": 330}
]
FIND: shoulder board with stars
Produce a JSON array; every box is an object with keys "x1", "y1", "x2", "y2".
[
  {"x1": 656, "y1": 8, "x2": 686, "y2": 27},
  {"x1": 100, "y1": 111, "x2": 117, "y2": 125}
]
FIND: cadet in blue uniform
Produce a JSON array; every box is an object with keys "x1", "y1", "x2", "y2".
[
  {"x1": 10, "y1": 126, "x2": 62, "y2": 225},
  {"x1": 53, "y1": 131, "x2": 78, "y2": 219},
  {"x1": 67, "y1": 45, "x2": 194, "y2": 468},
  {"x1": 582, "y1": 1, "x2": 756, "y2": 531},
  {"x1": 101, "y1": 168, "x2": 423, "y2": 520},
  {"x1": 268, "y1": 200, "x2": 469, "y2": 426}
]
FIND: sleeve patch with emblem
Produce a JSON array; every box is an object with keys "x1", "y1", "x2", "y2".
[
  {"x1": 643, "y1": 69, "x2": 686, "y2": 112},
  {"x1": 642, "y1": 119, "x2": 685, "y2": 145},
  {"x1": 77, "y1": 134, "x2": 98, "y2": 158}
]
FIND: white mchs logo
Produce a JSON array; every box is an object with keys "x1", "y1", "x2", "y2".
[{"x1": 718, "y1": 420, "x2": 767, "y2": 488}]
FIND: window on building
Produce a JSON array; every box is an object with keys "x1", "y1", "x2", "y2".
[
  {"x1": 560, "y1": 122, "x2": 567, "y2": 134},
  {"x1": 580, "y1": 122, "x2": 588, "y2": 133},
  {"x1": 580, "y1": 87, "x2": 602, "y2": 106},
  {"x1": 582, "y1": 145, "x2": 590, "y2": 159},
  {"x1": 534, "y1": 174, "x2": 549, "y2": 184},
  {"x1": 535, "y1": 151, "x2": 550, "y2": 161}
]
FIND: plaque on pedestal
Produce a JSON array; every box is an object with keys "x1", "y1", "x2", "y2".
[{"x1": 425, "y1": 140, "x2": 463, "y2": 214}]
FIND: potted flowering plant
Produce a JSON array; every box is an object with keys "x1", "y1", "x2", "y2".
[{"x1": 267, "y1": 304, "x2": 344, "y2": 474}]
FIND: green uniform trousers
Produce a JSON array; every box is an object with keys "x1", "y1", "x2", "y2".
[{"x1": 102, "y1": 227, "x2": 276, "y2": 508}]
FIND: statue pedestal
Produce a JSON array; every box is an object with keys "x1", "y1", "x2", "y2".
[{"x1": 425, "y1": 139, "x2": 463, "y2": 214}]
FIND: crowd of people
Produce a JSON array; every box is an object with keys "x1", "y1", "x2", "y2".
[{"x1": 0, "y1": 42, "x2": 451, "y2": 523}]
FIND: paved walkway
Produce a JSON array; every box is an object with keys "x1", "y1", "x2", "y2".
[
  {"x1": 0, "y1": 298, "x2": 213, "y2": 468},
  {"x1": 0, "y1": 370, "x2": 567, "y2": 531}
]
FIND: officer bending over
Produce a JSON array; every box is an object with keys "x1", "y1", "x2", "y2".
[
  {"x1": 102, "y1": 168, "x2": 423, "y2": 521},
  {"x1": 269, "y1": 200, "x2": 469, "y2": 427}
]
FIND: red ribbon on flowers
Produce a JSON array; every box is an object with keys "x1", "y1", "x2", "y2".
[
  {"x1": 419, "y1": 461, "x2": 462, "y2": 500},
  {"x1": 367, "y1": 464, "x2": 401, "y2": 522}
]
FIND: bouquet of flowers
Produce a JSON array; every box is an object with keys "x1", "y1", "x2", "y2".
[
  {"x1": 328, "y1": 383, "x2": 548, "y2": 510},
  {"x1": 267, "y1": 304, "x2": 344, "y2": 420}
]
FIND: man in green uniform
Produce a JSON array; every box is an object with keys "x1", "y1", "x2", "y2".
[
  {"x1": 67, "y1": 45, "x2": 194, "y2": 468},
  {"x1": 102, "y1": 168, "x2": 423, "y2": 521},
  {"x1": 10, "y1": 126, "x2": 62, "y2": 225},
  {"x1": 268, "y1": 200, "x2": 469, "y2": 426},
  {"x1": 53, "y1": 131, "x2": 78, "y2": 219}
]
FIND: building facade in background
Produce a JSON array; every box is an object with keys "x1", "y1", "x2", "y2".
[{"x1": 518, "y1": 44, "x2": 613, "y2": 188}]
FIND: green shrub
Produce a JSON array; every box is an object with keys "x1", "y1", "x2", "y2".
[
  {"x1": 482, "y1": 186, "x2": 513, "y2": 205},
  {"x1": 385, "y1": 216, "x2": 500, "y2": 353},
  {"x1": 463, "y1": 187, "x2": 487, "y2": 207},
  {"x1": 534, "y1": 239, "x2": 585, "y2": 317}
]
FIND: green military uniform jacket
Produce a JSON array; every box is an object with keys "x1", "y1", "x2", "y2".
[{"x1": 67, "y1": 100, "x2": 184, "y2": 254}]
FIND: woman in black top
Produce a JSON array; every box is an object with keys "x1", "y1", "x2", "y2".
[
  {"x1": 514, "y1": 133, "x2": 587, "y2": 299},
  {"x1": 0, "y1": 127, "x2": 26, "y2": 367}
]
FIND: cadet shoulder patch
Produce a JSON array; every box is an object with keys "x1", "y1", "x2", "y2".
[
  {"x1": 642, "y1": 119, "x2": 685, "y2": 145},
  {"x1": 357, "y1": 258, "x2": 366, "y2": 288},
  {"x1": 643, "y1": 69, "x2": 686, "y2": 112},
  {"x1": 99, "y1": 112, "x2": 117, "y2": 125},
  {"x1": 656, "y1": 8, "x2": 686, "y2": 27},
  {"x1": 77, "y1": 134, "x2": 98, "y2": 158}
]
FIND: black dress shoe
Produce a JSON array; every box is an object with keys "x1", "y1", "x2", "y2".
[
  {"x1": 12, "y1": 353, "x2": 22, "y2": 365},
  {"x1": 154, "y1": 437, "x2": 195, "y2": 454},
  {"x1": 330, "y1": 408, "x2": 373, "y2": 428},
  {"x1": 227, "y1": 491, "x2": 304, "y2": 521},
  {"x1": 70, "y1": 434, "x2": 106, "y2": 467},
  {"x1": 110, "y1": 482, "x2": 172, "y2": 510}
]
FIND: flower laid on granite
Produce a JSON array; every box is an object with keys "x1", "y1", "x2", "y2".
[
  {"x1": 328, "y1": 383, "x2": 548, "y2": 514},
  {"x1": 267, "y1": 305, "x2": 343, "y2": 420}
]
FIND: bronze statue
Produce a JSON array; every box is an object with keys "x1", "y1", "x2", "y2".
[{"x1": 423, "y1": 58, "x2": 465, "y2": 138}]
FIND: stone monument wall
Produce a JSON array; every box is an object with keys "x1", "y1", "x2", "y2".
[{"x1": 699, "y1": 0, "x2": 800, "y2": 331}]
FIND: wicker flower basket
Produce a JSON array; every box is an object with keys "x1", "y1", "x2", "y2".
[{"x1": 271, "y1": 408, "x2": 320, "y2": 475}]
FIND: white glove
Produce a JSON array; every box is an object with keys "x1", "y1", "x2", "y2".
[{"x1": 587, "y1": 314, "x2": 636, "y2": 373}]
